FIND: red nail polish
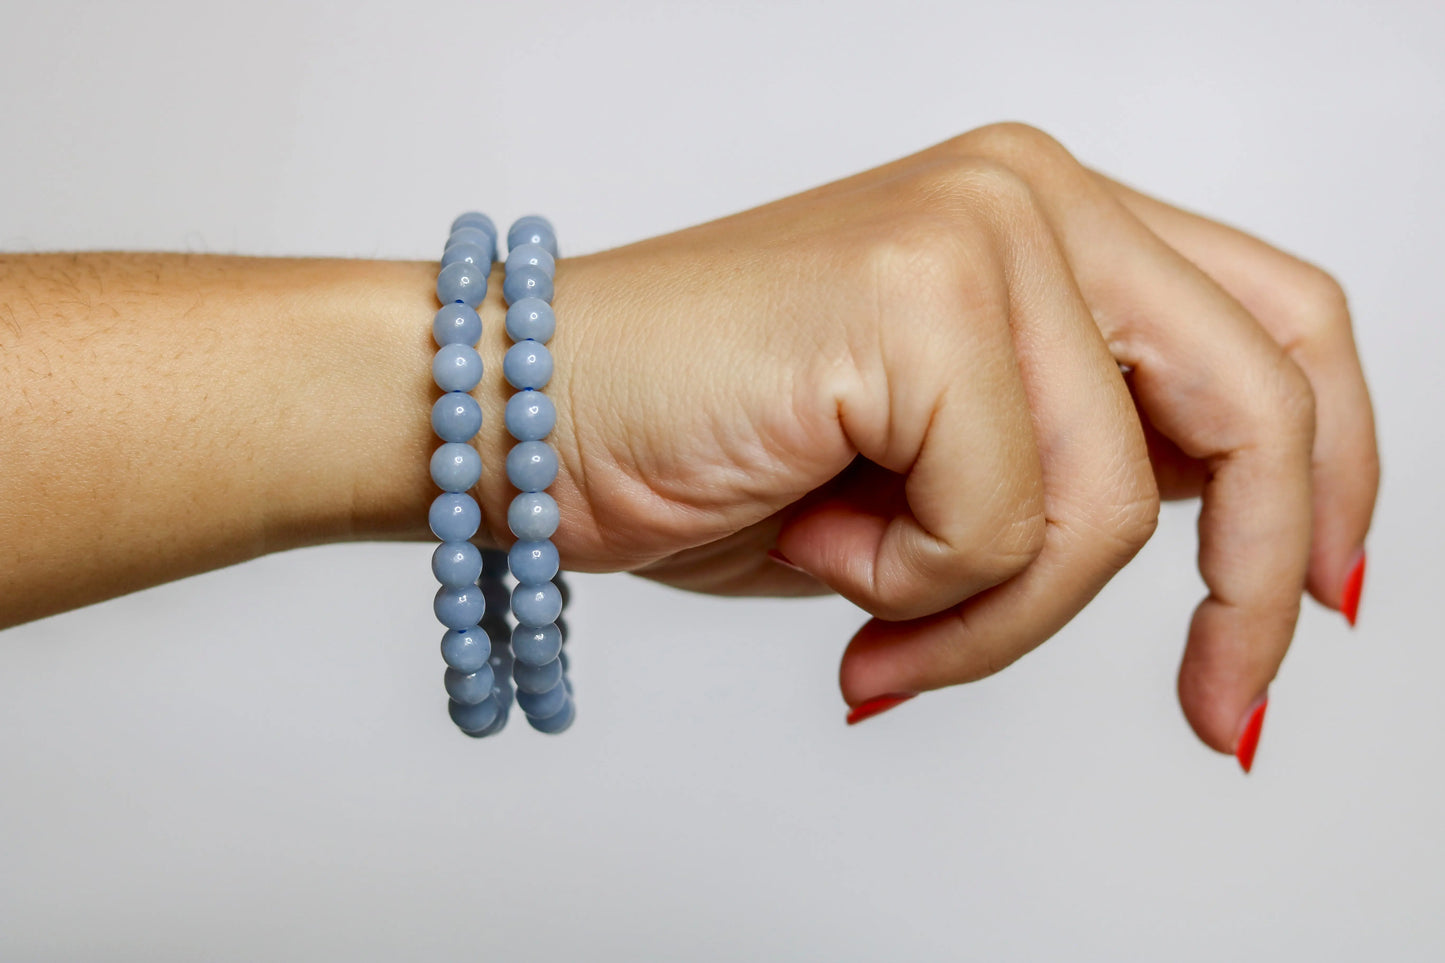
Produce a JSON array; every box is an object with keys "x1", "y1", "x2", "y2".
[
  {"x1": 1341, "y1": 550, "x2": 1366, "y2": 627},
  {"x1": 1235, "y1": 696, "x2": 1268, "y2": 774},
  {"x1": 767, "y1": 548, "x2": 805, "y2": 573},
  {"x1": 846, "y1": 693, "x2": 915, "y2": 726}
]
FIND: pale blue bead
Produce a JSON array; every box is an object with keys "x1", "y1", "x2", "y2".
[
  {"x1": 451, "y1": 211, "x2": 497, "y2": 237},
  {"x1": 440, "y1": 241, "x2": 490, "y2": 271},
  {"x1": 506, "y1": 441, "x2": 558, "y2": 493},
  {"x1": 505, "y1": 298, "x2": 555, "y2": 343},
  {"x1": 431, "y1": 392, "x2": 482, "y2": 443},
  {"x1": 508, "y1": 538, "x2": 559, "y2": 584},
  {"x1": 502, "y1": 264, "x2": 553, "y2": 305},
  {"x1": 512, "y1": 580, "x2": 563, "y2": 627},
  {"x1": 508, "y1": 491, "x2": 559, "y2": 540},
  {"x1": 433, "y1": 304, "x2": 482, "y2": 346},
  {"x1": 463, "y1": 706, "x2": 508, "y2": 737},
  {"x1": 505, "y1": 390, "x2": 556, "y2": 441},
  {"x1": 433, "y1": 344, "x2": 483, "y2": 392},
  {"x1": 430, "y1": 442, "x2": 481, "y2": 492},
  {"x1": 527, "y1": 697, "x2": 575, "y2": 734},
  {"x1": 432, "y1": 540, "x2": 482, "y2": 587},
  {"x1": 511, "y1": 622, "x2": 563, "y2": 665},
  {"x1": 437, "y1": 260, "x2": 488, "y2": 307},
  {"x1": 447, "y1": 225, "x2": 495, "y2": 255},
  {"x1": 503, "y1": 340, "x2": 553, "y2": 390},
  {"x1": 563, "y1": 675, "x2": 573, "y2": 696},
  {"x1": 429, "y1": 492, "x2": 481, "y2": 541},
  {"x1": 505, "y1": 242, "x2": 555, "y2": 278},
  {"x1": 445, "y1": 663, "x2": 496, "y2": 705},
  {"x1": 449, "y1": 696, "x2": 500, "y2": 733},
  {"x1": 517, "y1": 679, "x2": 568, "y2": 718},
  {"x1": 512, "y1": 657, "x2": 562, "y2": 694},
  {"x1": 440, "y1": 625, "x2": 491, "y2": 672},
  {"x1": 508, "y1": 216, "x2": 558, "y2": 258},
  {"x1": 434, "y1": 582, "x2": 486, "y2": 630}
]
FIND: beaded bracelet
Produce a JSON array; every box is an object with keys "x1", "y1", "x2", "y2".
[
  {"x1": 430, "y1": 211, "x2": 513, "y2": 738},
  {"x1": 501, "y1": 215, "x2": 575, "y2": 734},
  {"x1": 427, "y1": 212, "x2": 573, "y2": 738}
]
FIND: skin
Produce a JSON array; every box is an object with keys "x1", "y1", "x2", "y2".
[{"x1": 0, "y1": 123, "x2": 1378, "y2": 761}]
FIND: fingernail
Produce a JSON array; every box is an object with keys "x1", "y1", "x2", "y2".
[
  {"x1": 767, "y1": 548, "x2": 805, "y2": 573},
  {"x1": 1234, "y1": 694, "x2": 1269, "y2": 774},
  {"x1": 846, "y1": 693, "x2": 915, "y2": 726},
  {"x1": 1341, "y1": 549, "x2": 1366, "y2": 628}
]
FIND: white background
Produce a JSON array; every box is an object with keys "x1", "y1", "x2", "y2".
[{"x1": 2, "y1": 1, "x2": 1442, "y2": 959}]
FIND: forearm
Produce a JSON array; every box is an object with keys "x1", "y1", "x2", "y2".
[{"x1": 0, "y1": 253, "x2": 514, "y2": 628}]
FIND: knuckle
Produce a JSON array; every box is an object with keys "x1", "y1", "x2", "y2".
[
  {"x1": 862, "y1": 209, "x2": 995, "y2": 308},
  {"x1": 913, "y1": 155, "x2": 1040, "y2": 221},
  {"x1": 956, "y1": 121, "x2": 1071, "y2": 165},
  {"x1": 1114, "y1": 484, "x2": 1162, "y2": 557},
  {"x1": 1274, "y1": 354, "x2": 1318, "y2": 428},
  {"x1": 1258, "y1": 353, "x2": 1318, "y2": 446},
  {"x1": 1286, "y1": 263, "x2": 1352, "y2": 333},
  {"x1": 974, "y1": 503, "x2": 1048, "y2": 586}
]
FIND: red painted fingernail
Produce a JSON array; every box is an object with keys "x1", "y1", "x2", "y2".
[
  {"x1": 767, "y1": 548, "x2": 805, "y2": 573},
  {"x1": 846, "y1": 693, "x2": 916, "y2": 726},
  {"x1": 1341, "y1": 550, "x2": 1366, "y2": 628},
  {"x1": 1235, "y1": 695, "x2": 1268, "y2": 774}
]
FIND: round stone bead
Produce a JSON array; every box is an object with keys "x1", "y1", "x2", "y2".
[
  {"x1": 506, "y1": 441, "x2": 558, "y2": 493},
  {"x1": 431, "y1": 392, "x2": 482, "y2": 443},
  {"x1": 432, "y1": 540, "x2": 482, "y2": 587},
  {"x1": 505, "y1": 390, "x2": 556, "y2": 441},
  {"x1": 433, "y1": 582, "x2": 486, "y2": 630},
  {"x1": 512, "y1": 580, "x2": 563, "y2": 627},
  {"x1": 436, "y1": 260, "x2": 488, "y2": 307},
  {"x1": 430, "y1": 442, "x2": 481, "y2": 493},
  {"x1": 447, "y1": 225, "x2": 495, "y2": 254},
  {"x1": 440, "y1": 625, "x2": 491, "y2": 672},
  {"x1": 517, "y1": 678, "x2": 568, "y2": 718},
  {"x1": 505, "y1": 242, "x2": 555, "y2": 278},
  {"x1": 440, "y1": 241, "x2": 490, "y2": 271},
  {"x1": 512, "y1": 656, "x2": 562, "y2": 694},
  {"x1": 508, "y1": 537, "x2": 559, "y2": 584},
  {"x1": 508, "y1": 491, "x2": 559, "y2": 541},
  {"x1": 463, "y1": 705, "x2": 508, "y2": 737},
  {"x1": 432, "y1": 303, "x2": 482, "y2": 346},
  {"x1": 502, "y1": 263, "x2": 554, "y2": 305},
  {"x1": 433, "y1": 344, "x2": 483, "y2": 392},
  {"x1": 563, "y1": 675, "x2": 573, "y2": 696},
  {"x1": 503, "y1": 340, "x2": 553, "y2": 390},
  {"x1": 505, "y1": 298, "x2": 555, "y2": 343},
  {"x1": 512, "y1": 622, "x2": 563, "y2": 666},
  {"x1": 527, "y1": 697, "x2": 575, "y2": 734},
  {"x1": 448, "y1": 695, "x2": 500, "y2": 734},
  {"x1": 451, "y1": 211, "x2": 498, "y2": 237},
  {"x1": 429, "y1": 492, "x2": 481, "y2": 541},
  {"x1": 445, "y1": 662, "x2": 496, "y2": 705},
  {"x1": 508, "y1": 216, "x2": 559, "y2": 258}
]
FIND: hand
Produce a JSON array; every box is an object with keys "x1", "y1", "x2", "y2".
[{"x1": 533, "y1": 122, "x2": 1378, "y2": 759}]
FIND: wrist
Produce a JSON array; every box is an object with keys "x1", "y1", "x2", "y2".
[{"x1": 334, "y1": 258, "x2": 519, "y2": 552}]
